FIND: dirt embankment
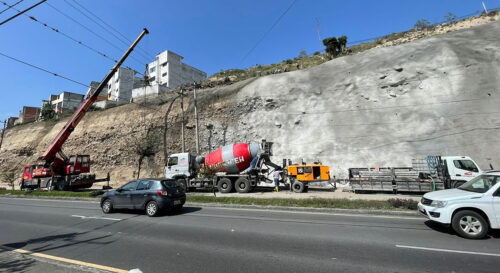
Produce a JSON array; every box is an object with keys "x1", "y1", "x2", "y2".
[{"x1": 1, "y1": 20, "x2": 500, "y2": 189}]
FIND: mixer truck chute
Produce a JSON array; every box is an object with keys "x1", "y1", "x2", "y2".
[{"x1": 165, "y1": 140, "x2": 280, "y2": 193}]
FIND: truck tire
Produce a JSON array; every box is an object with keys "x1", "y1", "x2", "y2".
[
  {"x1": 452, "y1": 210, "x2": 488, "y2": 239},
  {"x1": 57, "y1": 183, "x2": 66, "y2": 191},
  {"x1": 292, "y1": 181, "x2": 305, "y2": 193},
  {"x1": 177, "y1": 178, "x2": 188, "y2": 192},
  {"x1": 235, "y1": 177, "x2": 251, "y2": 193},
  {"x1": 217, "y1": 178, "x2": 233, "y2": 193}
]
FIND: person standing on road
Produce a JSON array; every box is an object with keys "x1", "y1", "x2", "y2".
[{"x1": 273, "y1": 169, "x2": 282, "y2": 192}]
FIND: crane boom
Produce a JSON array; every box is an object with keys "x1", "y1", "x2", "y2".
[{"x1": 42, "y1": 28, "x2": 149, "y2": 166}]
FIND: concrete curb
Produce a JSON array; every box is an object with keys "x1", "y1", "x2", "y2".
[
  {"x1": 0, "y1": 194, "x2": 420, "y2": 216},
  {"x1": 186, "y1": 202, "x2": 420, "y2": 216}
]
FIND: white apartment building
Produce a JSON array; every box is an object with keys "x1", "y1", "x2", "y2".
[
  {"x1": 132, "y1": 50, "x2": 206, "y2": 99},
  {"x1": 90, "y1": 68, "x2": 141, "y2": 108}
]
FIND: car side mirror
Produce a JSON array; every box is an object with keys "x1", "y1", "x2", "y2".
[{"x1": 116, "y1": 188, "x2": 123, "y2": 192}]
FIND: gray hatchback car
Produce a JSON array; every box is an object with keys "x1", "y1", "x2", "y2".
[{"x1": 101, "y1": 178, "x2": 186, "y2": 217}]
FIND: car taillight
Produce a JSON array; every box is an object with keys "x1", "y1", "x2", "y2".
[{"x1": 157, "y1": 190, "x2": 168, "y2": 196}]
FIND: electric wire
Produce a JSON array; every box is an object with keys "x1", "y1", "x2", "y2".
[
  {"x1": 0, "y1": 51, "x2": 89, "y2": 87},
  {"x1": 66, "y1": 0, "x2": 155, "y2": 60},
  {"x1": 0, "y1": 0, "x2": 118, "y2": 63},
  {"x1": 0, "y1": 0, "x2": 23, "y2": 14},
  {"x1": 45, "y1": 1, "x2": 146, "y2": 66},
  {"x1": 240, "y1": 0, "x2": 297, "y2": 65}
]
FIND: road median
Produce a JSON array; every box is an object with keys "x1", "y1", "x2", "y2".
[{"x1": 0, "y1": 190, "x2": 419, "y2": 216}]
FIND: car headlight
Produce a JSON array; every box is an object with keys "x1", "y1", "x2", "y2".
[{"x1": 430, "y1": 200, "x2": 447, "y2": 208}]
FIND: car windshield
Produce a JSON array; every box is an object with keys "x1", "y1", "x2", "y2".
[
  {"x1": 162, "y1": 180, "x2": 178, "y2": 188},
  {"x1": 458, "y1": 175, "x2": 498, "y2": 193}
]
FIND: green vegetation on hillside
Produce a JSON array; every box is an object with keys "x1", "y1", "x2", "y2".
[{"x1": 209, "y1": 10, "x2": 499, "y2": 84}]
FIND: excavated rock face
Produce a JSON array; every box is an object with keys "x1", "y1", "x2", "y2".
[{"x1": 1, "y1": 20, "x2": 500, "y2": 187}]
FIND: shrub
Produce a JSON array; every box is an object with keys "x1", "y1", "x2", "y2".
[
  {"x1": 387, "y1": 198, "x2": 418, "y2": 210},
  {"x1": 444, "y1": 12, "x2": 457, "y2": 23},
  {"x1": 414, "y1": 19, "x2": 431, "y2": 29}
]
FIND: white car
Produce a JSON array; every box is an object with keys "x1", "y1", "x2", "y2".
[{"x1": 418, "y1": 172, "x2": 500, "y2": 239}]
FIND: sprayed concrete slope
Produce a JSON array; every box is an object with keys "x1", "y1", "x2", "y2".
[
  {"x1": 0, "y1": 20, "x2": 499, "y2": 186},
  {"x1": 235, "y1": 19, "x2": 500, "y2": 177}
]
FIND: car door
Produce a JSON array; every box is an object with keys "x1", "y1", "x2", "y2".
[
  {"x1": 492, "y1": 177, "x2": 500, "y2": 227},
  {"x1": 165, "y1": 156, "x2": 179, "y2": 178},
  {"x1": 132, "y1": 180, "x2": 153, "y2": 209},
  {"x1": 114, "y1": 180, "x2": 138, "y2": 209}
]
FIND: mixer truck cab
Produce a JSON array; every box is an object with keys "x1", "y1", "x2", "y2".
[{"x1": 165, "y1": 153, "x2": 193, "y2": 180}]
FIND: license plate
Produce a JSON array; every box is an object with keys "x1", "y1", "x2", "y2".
[{"x1": 174, "y1": 200, "x2": 181, "y2": 205}]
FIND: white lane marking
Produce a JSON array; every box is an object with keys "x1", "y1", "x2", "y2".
[
  {"x1": 395, "y1": 245, "x2": 500, "y2": 257},
  {"x1": 71, "y1": 215, "x2": 121, "y2": 221}
]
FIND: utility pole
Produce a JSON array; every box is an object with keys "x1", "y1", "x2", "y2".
[
  {"x1": 0, "y1": 120, "x2": 6, "y2": 152},
  {"x1": 482, "y1": 2, "x2": 488, "y2": 14},
  {"x1": 194, "y1": 83, "x2": 200, "y2": 154},
  {"x1": 0, "y1": 0, "x2": 47, "y2": 26},
  {"x1": 180, "y1": 88, "x2": 185, "y2": 152}
]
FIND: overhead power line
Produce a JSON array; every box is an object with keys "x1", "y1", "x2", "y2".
[
  {"x1": 66, "y1": 0, "x2": 155, "y2": 60},
  {"x1": 0, "y1": 0, "x2": 46, "y2": 26},
  {"x1": 0, "y1": 0, "x2": 23, "y2": 14},
  {"x1": 240, "y1": 0, "x2": 297, "y2": 65},
  {"x1": 45, "y1": 1, "x2": 146, "y2": 66},
  {"x1": 0, "y1": 0, "x2": 118, "y2": 63},
  {"x1": 0, "y1": 51, "x2": 89, "y2": 87}
]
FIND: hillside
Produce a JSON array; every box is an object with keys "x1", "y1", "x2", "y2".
[{"x1": 1, "y1": 19, "x2": 500, "y2": 187}]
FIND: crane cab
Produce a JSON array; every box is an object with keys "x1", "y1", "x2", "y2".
[{"x1": 66, "y1": 154, "x2": 90, "y2": 175}]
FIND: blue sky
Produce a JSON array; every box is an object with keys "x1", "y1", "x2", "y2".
[{"x1": 1, "y1": 0, "x2": 499, "y2": 121}]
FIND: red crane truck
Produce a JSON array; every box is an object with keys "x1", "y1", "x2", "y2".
[{"x1": 20, "y1": 28, "x2": 149, "y2": 191}]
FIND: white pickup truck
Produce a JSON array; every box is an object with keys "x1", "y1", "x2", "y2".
[{"x1": 418, "y1": 171, "x2": 500, "y2": 239}]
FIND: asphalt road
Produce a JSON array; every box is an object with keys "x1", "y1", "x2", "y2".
[{"x1": 1, "y1": 197, "x2": 500, "y2": 273}]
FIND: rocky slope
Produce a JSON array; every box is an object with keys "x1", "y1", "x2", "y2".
[{"x1": 1, "y1": 20, "x2": 500, "y2": 187}]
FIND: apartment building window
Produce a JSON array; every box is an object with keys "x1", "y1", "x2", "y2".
[
  {"x1": 162, "y1": 72, "x2": 167, "y2": 77},
  {"x1": 150, "y1": 66, "x2": 156, "y2": 73}
]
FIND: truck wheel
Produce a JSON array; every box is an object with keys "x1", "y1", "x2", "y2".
[
  {"x1": 452, "y1": 210, "x2": 488, "y2": 239},
  {"x1": 177, "y1": 178, "x2": 188, "y2": 192},
  {"x1": 292, "y1": 181, "x2": 305, "y2": 193},
  {"x1": 101, "y1": 199, "x2": 114, "y2": 214},
  {"x1": 235, "y1": 178, "x2": 251, "y2": 193},
  {"x1": 217, "y1": 178, "x2": 233, "y2": 193},
  {"x1": 146, "y1": 201, "x2": 159, "y2": 217},
  {"x1": 57, "y1": 183, "x2": 66, "y2": 191}
]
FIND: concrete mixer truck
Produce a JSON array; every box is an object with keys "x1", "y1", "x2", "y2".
[{"x1": 164, "y1": 140, "x2": 281, "y2": 193}]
